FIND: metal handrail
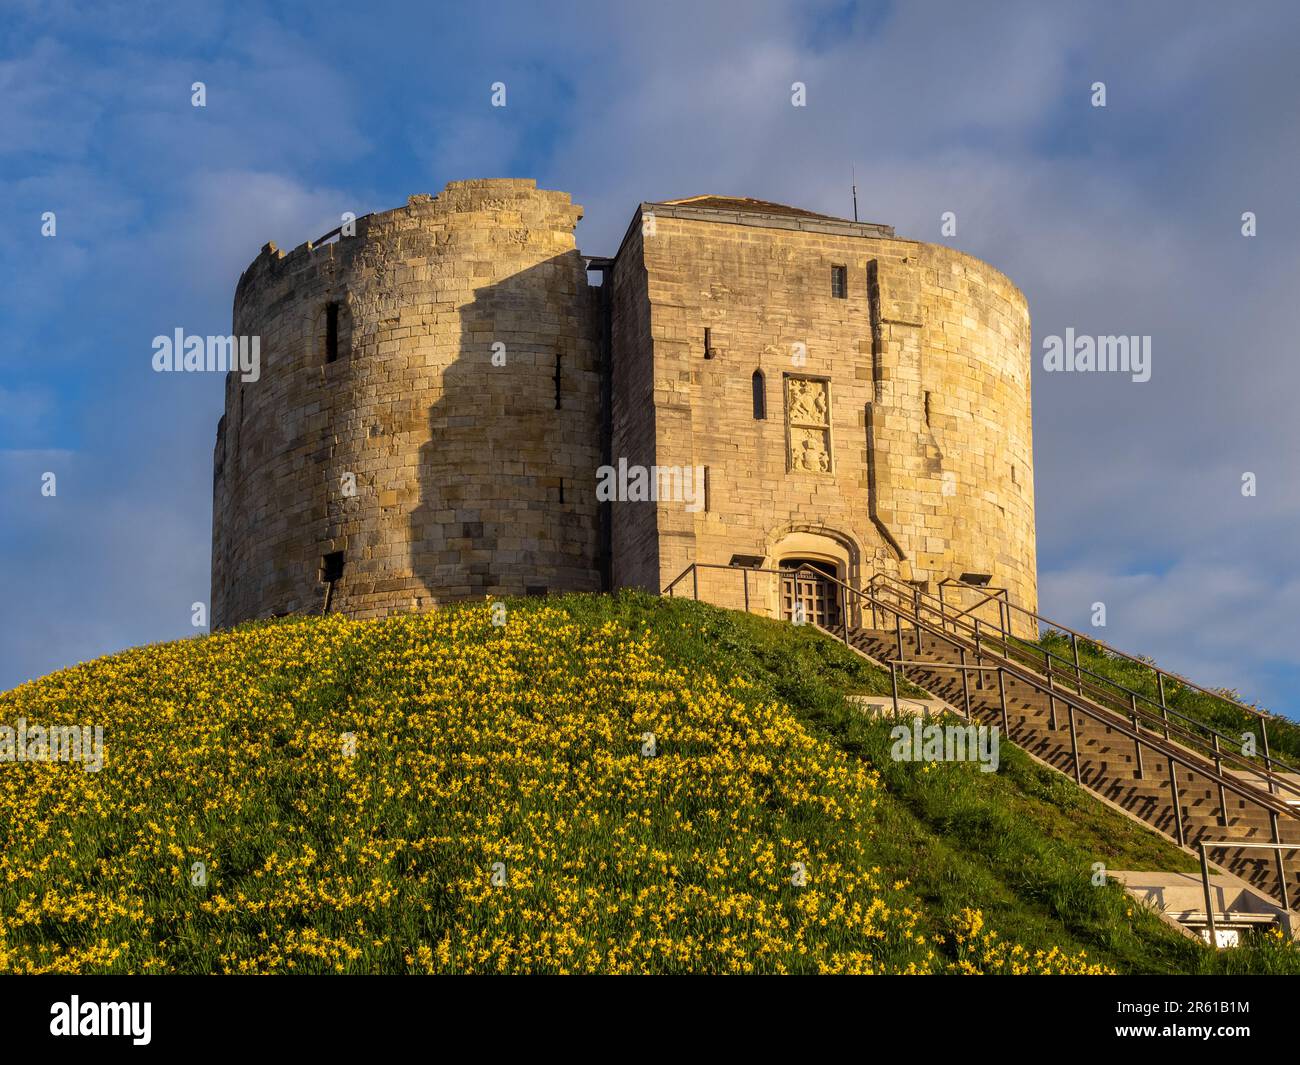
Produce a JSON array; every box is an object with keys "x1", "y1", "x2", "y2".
[
  {"x1": 885, "y1": 582, "x2": 1278, "y2": 755},
  {"x1": 884, "y1": 658, "x2": 995, "y2": 721},
  {"x1": 1050, "y1": 660, "x2": 1296, "y2": 790},
  {"x1": 863, "y1": 585, "x2": 1300, "y2": 912},
  {"x1": 664, "y1": 561, "x2": 1288, "y2": 792},
  {"x1": 863, "y1": 569, "x2": 1300, "y2": 785},
  {"x1": 873, "y1": 579, "x2": 1300, "y2": 785},
  {"x1": 663, "y1": 560, "x2": 1300, "y2": 910},
  {"x1": 878, "y1": 574, "x2": 1294, "y2": 816},
  {"x1": 857, "y1": 579, "x2": 1300, "y2": 806},
  {"x1": 670, "y1": 566, "x2": 1279, "y2": 790},
  {"x1": 1198, "y1": 840, "x2": 1300, "y2": 940},
  {"x1": 941, "y1": 587, "x2": 1009, "y2": 622},
  {"x1": 667, "y1": 565, "x2": 1282, "y2": 777},
  {"x1": 930, "y1": 574, "x2": 1275, "y2": 725},
  {"x1": 665, "y1": 560, "x2": 1299, "y2": 806},
  {"x1": 865, "y1": 593, "x2": 1296, "y2": 818}
]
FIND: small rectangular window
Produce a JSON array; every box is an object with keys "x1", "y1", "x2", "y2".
[
  {"x1": 320, "y1": 551, "x2": 345, "y2": 583},
  {"x1": 831, "y1": 265, "x2": 847, "y2": 299},
  {"x1": 326, "y1": 302, "x2": 340, "y2": 363},
  {"x1": 703, "y1": 327, "x2": 714, "y2": 359},
  {"x1": 554, "y1": 352, "x2": 562, "y2": 410}
]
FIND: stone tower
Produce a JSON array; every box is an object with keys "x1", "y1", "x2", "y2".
[
  {"x1": 212, "y1": 181, "x2": 1036, "y2": 631},
  {"x1": 605, "y1": 195, "x2": 1037, "y2": 631},
  {"x1": 211, "y1": 180, "x2": 602, "y2": 625}
]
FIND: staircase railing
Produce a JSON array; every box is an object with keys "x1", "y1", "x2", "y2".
[
  {"x1": 863, "y1": 572, "x2": 1300, "y2": 803},
  {"x1": 897, "y1": 573, "x2": 1283, "y2": 762},
  {"x1": 663, "y1": 560, "x2": 1300, "y2": 910},
  {"x1": 1199, "y1": 841, "x2": 1300, "y2": 940},
  {"x1": 666, "y1": 562, "x2": 1296, "y2": 797}
]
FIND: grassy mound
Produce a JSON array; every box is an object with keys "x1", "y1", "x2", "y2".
[{"x1": 1, "y1": 591, "x2": 1295, "y2": 974}]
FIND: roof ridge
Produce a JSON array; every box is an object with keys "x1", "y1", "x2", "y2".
[{"x1": 652, "y1": 194, "x2": 849, "y2": 223}]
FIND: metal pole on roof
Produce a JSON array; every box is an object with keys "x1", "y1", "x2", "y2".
[{"x1": 851, "y1": 166, "x2": 859, "y2": 222}]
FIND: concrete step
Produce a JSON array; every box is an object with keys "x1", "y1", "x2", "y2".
[{"x1": 1110, "y1": 870, "x2": 1296, "y2": 947}]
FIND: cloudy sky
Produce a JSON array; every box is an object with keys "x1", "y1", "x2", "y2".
[{"x1": 2, "y1": 0, "x2": 1297, "y2": 714}]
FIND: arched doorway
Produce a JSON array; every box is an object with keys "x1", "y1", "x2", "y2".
[{"x1": 779, "y1": 558, "x2": 842, "y2": 628}]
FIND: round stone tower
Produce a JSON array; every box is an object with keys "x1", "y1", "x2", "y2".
[{"x1": 211, "y1": 179, "x2": 603, "y2": 626}]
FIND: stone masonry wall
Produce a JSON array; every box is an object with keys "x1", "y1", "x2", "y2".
[
  {"x1": 621, "y1": 205, "x2": 1036, "y2": 631},
  {"x1": 608, "y1": 223, "x2": 661, "y2": 593},
  {"x1": 211, "y1": 179, "x2": 602, "y2": 626},
  {"x1": 213, "y1": 184, "x2": 1036, "y2": 636}
]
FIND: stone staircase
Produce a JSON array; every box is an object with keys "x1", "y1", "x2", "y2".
[
  {"x1": 1109, "y1": 871, "x2": 1295, "y2": 946},
  {"x1": 849, "y1": 621, "x2": 1300, "y2": 912},
  {"x1": 663, "y1": 560, "x2": 1300, "y2": 930}
]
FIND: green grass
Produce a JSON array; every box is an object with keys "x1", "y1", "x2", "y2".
[
  {"x1": 538, "y1": 594, "x2": 1300, "y2": 974},
  {"x1": 3, "y1": 589, "x2": 1297, "y2": 973}
]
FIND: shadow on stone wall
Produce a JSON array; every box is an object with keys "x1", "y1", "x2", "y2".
[{"x1": 408, "y1": 252, "x2": 603, "y2": 602}]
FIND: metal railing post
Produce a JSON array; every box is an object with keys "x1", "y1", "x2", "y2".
[
  {"x1": 895, "y1": 610, "x2": 904, "y2": 663},
  {"x1": 890, "y1": 661, "x2": 900, "y2": 720},
  {"x1": 959, "y1": 647, "x2": 972, "y2": 718},
  {"x1": 841, "y1": 585, "x2": 849, "y2": 647},
  {"x1": 1200, "y1": 840, "x2": 1295, "y2": 942},
  {"x1": 1199, "y1": 843, "x2": 1217, "y2": 947},
  {"x1": 1270, "y1": 812, "x2": 1291, "y2": 911},
  {"x1": 692, "y1": 565, "x2": 698, "y2": 601},
  {"x1": 1071, "y1": 632, "x2": 1082, "y2": 693},
  {"x1": 1211, "y1": 733, "x2": 1228, "y2": 826},
  {"x1": 1046, "y1": 671, "x2": 1059, "y2": 730},
  {"x1": 1262, "y1": 721, "x2": 1276, "y2": 795},
  {"x1": 997, "y1": 667, "x2": 1010, "y2": 736},
  {"x1": 1131, "y1": 712, "x2": 1144, "y2": 779},
  {"x1": 1067, "y1": 702, "x2": 1082, "y2": 785},
  {"x1": 743, "y1": 568, "x2": 750, "y2": 613},
  {"x1": 1168, "y1": 759, "x2": 1186, "y2": 847}
]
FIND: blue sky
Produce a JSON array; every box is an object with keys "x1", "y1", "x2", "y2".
[{"x1": 2, "y1": 0, "x2": 1298, "y2": 715}]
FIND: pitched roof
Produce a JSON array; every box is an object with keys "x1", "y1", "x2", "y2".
[{"x1": 655, "y1": 194, "x2": 846, "y2": 222}]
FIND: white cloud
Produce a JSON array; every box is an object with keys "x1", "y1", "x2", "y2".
[{"x1": 2, "y1": 0, "x2": 1298, "y2": 721}]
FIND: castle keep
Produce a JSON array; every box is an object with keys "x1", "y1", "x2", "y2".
[{"x1": 211, "y1": 179, "x2": 1036, "y2": 630}]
